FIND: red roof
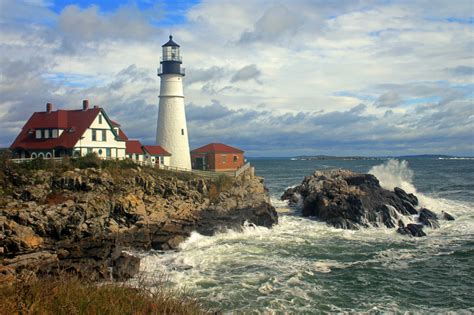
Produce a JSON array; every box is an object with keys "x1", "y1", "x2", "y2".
[
  {"x1": 10, "y1": 107, "x2": 103, "y2": 150},
  {"x1": 110, "y1": 120, "x2": 120, "y2": 127},
  {"x1": 191, "y1": 143, "x2": 244, "y2": 154},
  {"x1": 143, "y1": 145, "x2": 171, "y2": 156},
  {"x1": 118, "y1": 129, "x2": 128, "y2": 141},
  {"x1": 126, "y1": 140, "x2": 143, "y2": 155}
]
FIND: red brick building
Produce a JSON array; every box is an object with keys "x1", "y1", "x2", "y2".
[{"x1": 191, "y1": 143, "x2": 244, "y2": 171}]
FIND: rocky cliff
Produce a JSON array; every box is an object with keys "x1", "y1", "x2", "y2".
[
  {"x1": 281, "y1": 169, "x2": 453, "y2": 236},
  {"x1": 0, "y1": 161, "x2": 277, "y2": 281}
]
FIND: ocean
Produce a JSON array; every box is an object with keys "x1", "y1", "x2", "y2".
[{"x1": 138, "y1": 158, "x2": 474, "y2": 313}]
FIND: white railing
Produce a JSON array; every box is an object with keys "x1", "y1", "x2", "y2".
[
  {"x1": 10, "y1": 157, "x2": 63, "y2": 163},
  {"x1": 234, "y1": 162, "x2": 251, "y2": 177}
]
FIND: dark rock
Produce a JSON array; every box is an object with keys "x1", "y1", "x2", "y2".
[
  {"x1": 397, "y1": 221, "x2": 426, "y2": 237},
  {"x1": 394, "y1": 187, "x2": 418, "y2": 206},
  {"x1": 112, "y1": 252, "x2": 140, "y2": 280},
  {"x1": 281, "y1": 169, "x2": 423, "y2": 230},
  {"x1": 442, "y1": 211, "x2": 455, "y2": 221},
  {"x1": 418, "y1": 208, "x2": 440, "y2": 228}
]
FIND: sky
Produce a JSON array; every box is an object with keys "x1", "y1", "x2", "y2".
[{"x1": 0, "y1": 0, "x2": 473, "y2": 157}]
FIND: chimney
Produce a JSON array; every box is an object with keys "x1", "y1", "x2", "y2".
[
  {"x1": 46, "y1": 102, "x2": 52, "y2": 113},
  {"x1": 83, "y1": 99, "x2": 89, "y2": 111},
  {"x1": 93, "y1": 105, "x2": 99, "y2": 109}
]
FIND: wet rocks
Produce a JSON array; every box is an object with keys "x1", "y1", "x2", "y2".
[
  {"x1": 1, "y1": 165, "x2": 277, "y2": 281},
  {"x1": 397, "y1": 221, "x2": 426, "y2": 237},
  {"x1": 281, "y1": 169, "x2": 443, "y2": 237},
  {"x1": 418, "y1": 208, "x2": 440, "y2": 229},
  {"x1": 442, "y1": 211, "x2": 455, "y2": 221}
]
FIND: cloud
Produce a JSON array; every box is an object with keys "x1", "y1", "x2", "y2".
[
  {"x1": 186, "y1": 66, "x2": 227, "y2": 84},
  {"x1": 230, "y1": 64, "x2": 262, "y2": 83},
  {"x1": 1, "y1": 0, "x2": 473, "y2": 157},
  {"x1": 375, "y1": 91, "x2": 402, "y2": 108},
  {"x1": 239, "y1": 5, "x2": 302, "y2": 44},
  {"x1": 445, "y1": 65, "x2": 474, "y2": 76}
]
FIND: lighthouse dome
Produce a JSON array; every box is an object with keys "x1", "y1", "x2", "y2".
[{"x1": 162, "y1": 35, "x2": 180, "y2": 47}]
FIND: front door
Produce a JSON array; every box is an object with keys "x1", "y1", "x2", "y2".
[{"x1": 195, "y1": 157, "x2": 205, "y2": 170}]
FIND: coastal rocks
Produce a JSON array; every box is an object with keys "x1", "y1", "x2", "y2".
[
  {"x1": 397, "y1": 221, "x2": 426, "y2": 237},
  {"x1": 281, "y1": 169, "x2": 443, "y2": 236},
  {"x1": 1, "y1": 164, "x2": 277, "y2": 281},
  {"x1": 442, "y1": 211, "x2": 455, "y2": 221}
]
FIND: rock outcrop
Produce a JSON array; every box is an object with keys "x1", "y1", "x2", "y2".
[
  {"x1": 281, "y1": 169, "x2": 450, "y2": 236},
  {"x1": 0, "y1": 164, "x2": 277, "y2": 282}
]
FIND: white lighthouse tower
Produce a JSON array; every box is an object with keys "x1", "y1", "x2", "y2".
[{"x1": 156, "y1": 35, "x2": 192, "y2": 170}]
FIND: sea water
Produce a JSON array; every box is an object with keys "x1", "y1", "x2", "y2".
[{"x1": 138, "y1": 158, "x2": 474, "y2": 313}]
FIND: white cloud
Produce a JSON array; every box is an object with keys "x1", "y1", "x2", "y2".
[{"x1": 0, "y1": 0, "x2": 473, "y2": 156}]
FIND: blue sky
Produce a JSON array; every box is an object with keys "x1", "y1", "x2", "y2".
[{"x1": 0, "y1": 0, "x2": 473, "y2": 156}]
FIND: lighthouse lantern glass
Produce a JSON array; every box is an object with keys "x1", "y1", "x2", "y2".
[{"x1": 163, "y1": 46, "x2": 180, "y2": 61}]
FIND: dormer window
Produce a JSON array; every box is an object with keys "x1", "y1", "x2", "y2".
[
  {"x1": 35, "y1": 130, "x2": 42, "y2": 139},
  {"x1": 44, "y1": 129, "x2": 49, "y2": 139}
]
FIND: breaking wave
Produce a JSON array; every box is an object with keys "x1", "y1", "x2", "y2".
[{"x1": 135, "y1": 159, "x2": 474, "y2": 313}]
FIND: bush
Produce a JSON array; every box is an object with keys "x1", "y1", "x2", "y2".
[
  {"x1": 71, "y1": 153, "x2": 102, "y2": 169},
  {"x1": 0, "y1": 273, "x2": 207, "y2": 315}
]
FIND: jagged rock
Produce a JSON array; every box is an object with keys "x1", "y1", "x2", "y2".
[
  {"x1": 442, "y1": 211, "x2": 455, "y2": 221},
  {"x1": 397, "y1": 221, "x2": 426, "y2": 237},
  {"x1": 418, "y1": 208, "x2": 440, "y2": 228},
  {"x1": 1, "y1": 165, "x2": 277, "y2": 280},
  {"x1": 112, "y1": 252, "x2": 141, "y2": 280},
  {"x1": 281, "y1": 169, "x2": 439, "y2": 234}
]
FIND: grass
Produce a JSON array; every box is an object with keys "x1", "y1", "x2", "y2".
[{"x1": 0, "y1": 273, "x2": 208, "y2": 315}]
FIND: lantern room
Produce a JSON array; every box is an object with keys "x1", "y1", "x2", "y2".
[{"x1": 158, "y1": 35, "x2": 185, "y2": 76}]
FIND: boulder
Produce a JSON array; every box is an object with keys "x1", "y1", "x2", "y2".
[
  {"x1": 281, "y1": 169, "x2": 439, "y2": 235},
  {"x1": 112, "y1": 252, "x2": 140, "y2": 280},
  {"x1": 442, "y1": 211, "x2": 455, "y2": 221},
  {"x1": 418, "y1": 208, "x2": 440, "y2": 228},
  {"x1": 397, "y1": 221, "x2": 426, "y2": 237}
]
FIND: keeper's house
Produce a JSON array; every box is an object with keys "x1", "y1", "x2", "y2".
[
  {"x1": 10, "y1": 100, "x2": 173, "y2": 167},
  {"x1": 191, "y1": 143, "x2": 244, "y2": 172}
]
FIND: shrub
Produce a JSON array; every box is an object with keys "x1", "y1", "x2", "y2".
[
  {"x1": 71, "y1": 153, "x2": 102, "y2": 169},
  {"x1": 0, "y1": 273, "x2": 207, "y2": 315}
]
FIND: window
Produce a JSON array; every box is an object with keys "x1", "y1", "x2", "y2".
[
  {"x1": 106, "y1": 148, "x2": 111, "y2": 157},
  {"x1": 38, "y1": 152, "x2": 44, "y2": 158},
  {"x1": 87, "y1": 148, "x2": 92, "y2": 154},
  {"x1": 52, "y1": 129, "x2": 58, "y2": 138},
  {"x1": 102, "y1": 130, "x2": 107, "y2": 141},
  {"x1": 31, "y1": 152, "x2": 37, "y2": 158},
  {"x1": 160, "y1": 156, "x2": 164, "y2": 164},
  {"x1": 98, "y1": 115, "x2": 102, "y2": 124},
  {"x1": 35, "y1": 130, "x2": 42, "y2": 139},
  {"x1": 181, "y1": 129, "x2": 184, "y2": 135},
  {"x1": 233, "y1": 155, "x2": 238, "y2": 163},
  {"x1": 44, "y1": 129, "x2": 49, "y2": 139},
  {"x1": 222, "y1": 154, "x2": 227, "y2": 163},
  {"x1": 98, "y1": 149, "x2": 103, "y2": 156},
  {"x1": 45, "y1": 152, "x2": 52, "y2": 158},
  {"x1": 92, "y1": 129, "x2": 97, "y2": 141}
]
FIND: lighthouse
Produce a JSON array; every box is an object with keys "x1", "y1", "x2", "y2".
[{"x1": 156, "y1": 35, "x2": 192, "y2": 170}]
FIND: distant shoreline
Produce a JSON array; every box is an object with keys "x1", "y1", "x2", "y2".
[{"x1": 249, "y1": 154, "x2": 474, "y2": 160}]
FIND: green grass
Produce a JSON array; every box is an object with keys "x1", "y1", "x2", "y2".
[{"x1": 0, "y1": 273, "x2": 208, "y2": 315}]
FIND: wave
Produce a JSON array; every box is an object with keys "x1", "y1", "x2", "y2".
[
  {"x1": 134, "y1": 159, "x2": 474, "y2": 313},
  {"x1": 438, "y1": 157, "x2": 474, "y2": 160}
]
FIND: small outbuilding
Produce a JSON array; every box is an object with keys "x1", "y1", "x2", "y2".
[
  {"x1": 191, "y1": 143, "x2": 244, "y2": 172},
  {"x1": 143, "y1": 145, "x2": 171, "y2": 167}
]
